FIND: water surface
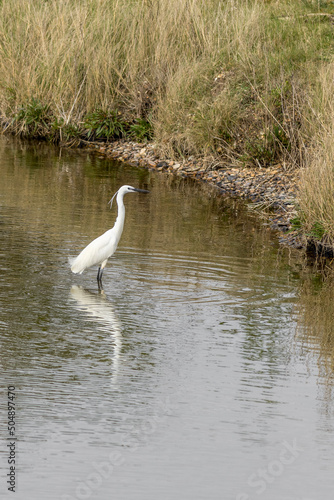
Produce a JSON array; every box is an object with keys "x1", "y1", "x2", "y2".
[{"x1": 0, "y1": 136, "x2": 334, "y2": 499}]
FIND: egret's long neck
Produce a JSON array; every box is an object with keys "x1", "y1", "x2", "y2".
[{"x1": 113, "y1": 192, "x2": 126, "y2": 241}]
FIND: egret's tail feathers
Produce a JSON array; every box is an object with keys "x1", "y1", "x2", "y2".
[{"x1": 69, "y1": 256, "x2": 84, "y2": 274}]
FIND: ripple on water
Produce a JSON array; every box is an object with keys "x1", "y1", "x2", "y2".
[{"x1": 1, "y1": 136, "x2": 334, "y2": 500}]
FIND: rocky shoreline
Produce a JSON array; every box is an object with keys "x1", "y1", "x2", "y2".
[{"x1": 86, "y1": 139, "x2": 305, "y2": 250}]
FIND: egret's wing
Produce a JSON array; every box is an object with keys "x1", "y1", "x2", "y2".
[{"x1": 71, "y1": 229, "x2": 117, "y2": 274}]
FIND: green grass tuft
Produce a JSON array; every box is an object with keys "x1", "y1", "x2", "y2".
[{"x1": 84, "y1": 109, "x2": 126, "y2": 141}]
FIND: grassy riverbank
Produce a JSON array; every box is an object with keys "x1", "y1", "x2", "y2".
[{"x1": 0, "y1": 0, "x2": 334, "y2": 249}]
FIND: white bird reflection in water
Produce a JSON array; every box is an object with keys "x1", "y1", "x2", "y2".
[{"x1": 69, "y1": 285, "x2": 122, "y2": 385}]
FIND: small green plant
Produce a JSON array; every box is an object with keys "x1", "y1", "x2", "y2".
[
  {"x1": 50, "y1": 117, "x2": 64, "y2": 141},
  {"x1": 308, "y1": 221, "x2": 326, "y2": 240},
  {"x1": 272, "y1": 125, "x2": 290, "y2": 150},
  {"x1": 50, "y1": 118, "x2": 81, "y2": 143},
  {"x1": 129, "y1": 118, "x2": 153, "y2": 141},
  {"x1": 290, "y1": 216, "x2": 302, "y2": 231},
  {"x1": 15, "y1": 98, "x2": 50, "y2": 136},
  {"x1": 244, "y1": 139, "x2": 276, "y2": 167},
  {"x1": 84, "y1": 109, "x2": 125, "y2": 140},
  {"x1": 62, "y1": 123, "x2": 81, "y2": 140},
  {"x1": 289, "y1": 211, "x2": 328, "y2": 241}
]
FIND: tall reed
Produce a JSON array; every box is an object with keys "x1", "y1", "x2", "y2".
[{"x1": 299, "y1": 61, "x2": 334, "y2": 242}]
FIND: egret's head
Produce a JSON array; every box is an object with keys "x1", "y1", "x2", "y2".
[{"x1": 109, "y1": 185, "x2": 149, "y2": 208}]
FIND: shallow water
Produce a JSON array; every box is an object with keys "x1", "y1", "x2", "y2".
[{"x1": 0, "y1": 136, "x2": 334, "y2": 499}]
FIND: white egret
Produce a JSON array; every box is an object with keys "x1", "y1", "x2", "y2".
[{"x1": 70, "y1": 185, "x2": 149, "y2": 288}]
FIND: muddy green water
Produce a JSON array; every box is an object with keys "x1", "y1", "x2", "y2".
[{"x1": 0, "y1": 136, "x2": 334, "y2": 499}]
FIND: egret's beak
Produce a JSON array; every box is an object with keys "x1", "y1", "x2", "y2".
[{"x1": 132, "y1": 188, "x2": 150, "y2": 193}]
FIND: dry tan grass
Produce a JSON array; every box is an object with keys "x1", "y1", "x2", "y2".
[
  {"x1": 298, "y1": 61, "x2": 334, "y2": 242},
  {"x1": 0, "y1": 0, "x2": 226, "y2": 119},
  {"x1": 1, "y1": 0, "x2": 334, "y2": 242}
]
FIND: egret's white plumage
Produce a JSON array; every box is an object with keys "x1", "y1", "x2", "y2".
[{"x1": 71, "y1": 185, "x2": 149, "y2": 287}]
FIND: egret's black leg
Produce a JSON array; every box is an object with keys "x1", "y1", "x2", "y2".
[{"x1": 97, "y1": 266, "x2": 104, "y2": 289}]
